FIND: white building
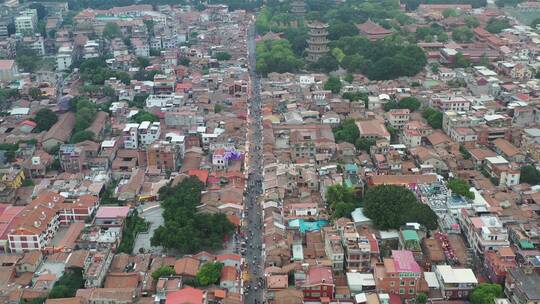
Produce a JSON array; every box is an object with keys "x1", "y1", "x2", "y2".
[
  {"x1": 138, "y1": 121, "x2": 161, "y2": 145},
  {"x1": 146, "y1": 94, "x2": 183, "y2": 108},
  {"x1": 56, "y1": 45, "x2": 73, "y2": 71},
  {"x1": 459, "y1": 212, "x2": 510, "y2": 255},
  {"x1": 83, "y1": 40, "x2": 100, "y2": 59},
  {"x1": 15, "y1": 9, "x2": 37, "y2": 34},
  {"x1": 122, "y1": 123, "x2": 139, "y2": 149}
]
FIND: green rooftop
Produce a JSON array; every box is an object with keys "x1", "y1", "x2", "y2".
[
  {"x1": 519, "y1": 239, "x2": 534, "y2": 249},
  {"x1": 402, "y1": 229, "x2": 419, "y2": 242}
]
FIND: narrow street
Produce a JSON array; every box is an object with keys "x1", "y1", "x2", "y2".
[{"x1": 242, "y1": 22, "x2": 265, "y2": 304}]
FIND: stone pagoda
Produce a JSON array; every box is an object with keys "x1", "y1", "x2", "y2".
[
  {"x1": 290, "y1": 0, "x2": 307, "y2": 17},
  {"x1": 306, "y1": 21, "x2": 329, "y2": 62}
]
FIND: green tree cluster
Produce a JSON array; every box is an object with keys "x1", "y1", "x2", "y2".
[
  {"x1": 402, "y1": 0, "x2": 486, "y2": 10},
  {"x1": 447, "y1": 178, "x2": 475, "y2": 199},
  {"x1": 324, "y1": 76, "x2": 342, "y2": 94},
  {"x1": 283, "y1": 26, "x2": 309, "y2": 56},
  {"x1": 454, "y1": 52, "x2": 471, "y2": 68},
  {"x1": 15, "y1": 47, "x2": 42, "y2": 73},
  {"x1": 470, "y1": 283, "x2": 503, "y2": 304},
  {"x1": 256, "y1": 40, "x2": 303, "y2": 75},
  {"x1": 0, "y1": 143, "x2": 19, "y2": 162},
  {"x1": 363, "y1": 185, "x2": 438, "y2": 230},
  {"x1": 443, "y1": 8, "x2": 459, "y2": 18},
  {"x1": 384, "y1": 97, "x2": 421, "y2": 112},
  {"x1": 452, "y1": 26, "x2": 474, "y2": 42},
  {"x1": 326, "y1": 184, "x2": 361, "y2": 219},
  {"x1": 415, "y1": 24, "x2": 448, "y2": 42},
  {"x1": 130, "y1": 110, "x2": 159, "y2": 124},
  {"x1": 117, "y1": 210, "x2": 149, "y2": 253},
  {"x1": 48, "y1": 269, "x2": 84, "y2": 299},
  {"x1": 422, "y1": 107, "x2": 443, "y2": 129},
  {"x1": 342, "y1": 91, "x2": 368, "y2": 103},
  {"x1": 196, "y1": 262, "x2": 224, "y2": 286},
  {"x1": 485, "y1": 17, "x2": 510, "y2": 34},
  {"x1": 215, "y1": 51, "x2": 231, "y2": 61},
  {"x1": 103, "y1": 22, "x2": 123, "y2": 39},
  {"x1": 151, "y1": 266, "x2": 176, "y2": 281},
  {"x1": 33, "y1": 109, "x2": 58, "y2": 132},
  {"x1": 531, "y1": 17, "x2": 540, "y2": 28},
  {"x1": 465, "y1": 16, "x2": 480, "y2": 28},
  {"x1": 310, "y1": 54, "x2": 340, "y2": 73},
  {"x1": 130, "y1": 93, "x2": 149, "y2": 109},
  {"x1": 79, "y1": 57, "x2": 130, "y2": 85},
  {"x1": 71, "y1": 130, "x2": 95, "y2": 143},
  {"x1": 333, "y1": 119, "x2": 360, "y2": 146},
  {"x1": 356, "y1": 138, "x2": 376, "y2": 152},
  {"x1": 520, "y1": 165, "x2": 540, "y2": 185},
  {"x1": 150, "y1": 177, "x2": 235, "y2": 253},
  {"x1": 460, "y1": 145, "x2": 471, "y2": 159},
  {"x1": 332, "y1": 36, "x2": 427, "y2": 80},
  {"x1": 495, "y1": 0, "x2": 523, "y2": 8}
]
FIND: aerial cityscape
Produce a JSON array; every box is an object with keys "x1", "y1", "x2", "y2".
[{"x1": 0, "y1": 0, "x2": 538, "y2": 303}]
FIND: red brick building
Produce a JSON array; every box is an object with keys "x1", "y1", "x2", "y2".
[
  {"x1": 484, "y1": 247, "x2": 516, "y2": 284},
  {"x1": 374, "y1": 250, "x2": 428, "y2": 299},
  {"x1": 300, "y1": 266, "x2": 335, "y2": 301}
]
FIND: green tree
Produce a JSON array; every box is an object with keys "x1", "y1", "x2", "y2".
[
  {"x1": 130, "y1": 110, "x2": 159, "y2": 124},
  {"x1": 520, "y1": 165, "x2": 540, "y2": 185},
  {"x1": 423, "y1": 107, "x2": 443, "y2": 129},
  {"x1": 417, "y1": 293, "x2": 428, "y2": 304},
  {"x1": 48, "y1": 269, "x2": 84, "y2": 299},
  {"x1": 363, "y1": 185, "x2": 438, "y2": 230},
  {"x1": 452, "y1": 26, "x2": 474, "y2": 42},
  {"x1": 135, "y1": 57, "x2": 150, "y2": 68},
  {"x1": 196, "y1": 262, "x2": 224, "y2": 286},
  {"x1": 16, "y1": 47, "x2": 41, "y2": 72},
  {"x1": 283, "y1": 26, "x2": 309, "y2": 56},
  {"x1": 328, "y1": 21, "x2": 359, "y2": 40},
  {"x1": 447, "y1": 178, "x2": 475, "y2": 199},
  {"x1": 310, "y1": 54, "x2": 339, "y2": 73},
  {"x1": 33, "y1": 108, "x2": 58, "y2": 132},
  {"x1": 151, "y1": 266, "x2": 176, "y2": 281},
  {"x1": 470, "y1": 283, "x2": 503, "y2": 304},
  {"x1": 485, "y1": 17, "x2": 510, "y2": 34},
  {"x1": 214, "y1": 104, "x2": 224, "y2": 113},
  {"x1": 454, "y1": 52, "x2": 471, "y2": 68},
  {"x1": 399, "y1": 97, "x2": 421, "y2": 111},
  {"x1": 465, "y1": 16, "x2": 480, "y2": 28},
  {"x1": 256, "y1": 39, "x2": 303, "y2": 75},
  {"x1": 326, "y1": 184, "x2": 360, "y2": 219},
  {"x1": 215, "y1": 52, "x2": 231, "y2": 61},
  {"x1": 443, "y1": 8, "x2": 459, "y2": 18},
  {"x1": 29, "y1": 87, "x2": 42, "y2": 100},
  {"x1": 130, "y1": 93, "x2": 149, "y2": 109},
  {"x1": 342, "y1": 91, "x2": 367, "y2": 103},
  {"x1": 355, "y1": 137, "x2": 376, "y2": 152},
  {"x1": 150, "y1": 177, "x2": 235, "y2": 253},
  {"x1": 460, "y1": 145, "x2": 471, "y2": 159},
  {"x1": 71, "y1": 130, "x2": 95, "y2": 143},
  {"x1": 324, "y1": 76, "x2": 342, "y2": 94},
  {"x1": 344, "y1": 73, "x2": 354, "y2": 83},
  {"x1": 334, "y1": 119, "x2": 359, "y2": 145},
  {"x1": 103, "y1": 22, "x2": 122, "y2": 39},
  {"x1": 531, "y1": 17, "x2": 540, "y2": 28}
]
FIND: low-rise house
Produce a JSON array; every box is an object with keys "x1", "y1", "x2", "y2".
[
  {"x1": 435, "y1": 265, "x2": 477, "y2": 300},
  {"x1": 504, "y1": 265, "x2": 540, "y2": 304},
  {"x1": 300, "y1": 266, "x2": 335, "y2": 301},
  {"x1": 484, "y1": 247, "x2": 516, "y2": 284},
  {"x1": 374, "y1": 250, "x2": 426, "y2": 299}
]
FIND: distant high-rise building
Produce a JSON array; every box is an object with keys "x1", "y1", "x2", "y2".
[{"x1": 306, "y1": 21, "x2": 329, "y2": 62}]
